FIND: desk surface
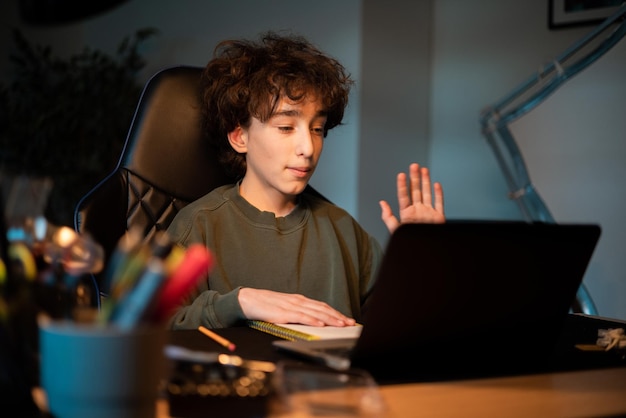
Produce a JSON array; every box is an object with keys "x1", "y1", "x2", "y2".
[
  {"x1": 348, "y1": 367, "x2": 626, "y2": 418},
  {"x1": 156, "y1": 367, "x2": 626, "y2": 418}
]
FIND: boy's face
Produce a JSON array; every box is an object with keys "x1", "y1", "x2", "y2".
[{"x1": 231, "y1": 95, "x2": 327, "y2": 213}]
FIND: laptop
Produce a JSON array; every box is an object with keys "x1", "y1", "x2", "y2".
[{"x1": 273, "y1": 221, "x2": 602, "y2": 382}]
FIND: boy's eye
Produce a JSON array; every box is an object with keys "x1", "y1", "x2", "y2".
[
  {"x1": 311, "y1": 127, "x2": 325, "y2": 136},
  {"x1": 278, "y1": 126, "x2": 294, "y2": 132}
]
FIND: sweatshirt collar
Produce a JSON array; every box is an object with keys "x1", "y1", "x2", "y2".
[{"x1": 224, "y1": 183, "x2": 309, "y2": 231}]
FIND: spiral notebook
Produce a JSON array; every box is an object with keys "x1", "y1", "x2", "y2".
[
  {"x1": 272, "y1": 221, "x2": 601, "y2": 381},
  {"x1": 247, "y1": 320, "x2": 362, "y2": 341}
]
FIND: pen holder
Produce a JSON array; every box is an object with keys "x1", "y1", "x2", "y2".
[{"x1": 39, "y1": 321, "x2": 167, "y2": 418}]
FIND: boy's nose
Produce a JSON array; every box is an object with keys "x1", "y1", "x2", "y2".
[{"x1": 296, "y1": 130, "x2": 315, "y2": 157}]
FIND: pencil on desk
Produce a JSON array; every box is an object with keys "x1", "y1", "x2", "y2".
[{"x1": 198, "y1": 325, "x2": 236, "y2": 351}]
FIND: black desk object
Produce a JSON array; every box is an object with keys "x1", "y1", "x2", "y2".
[{"x1": 166, "y1": 327, "x2": 282, "y2": 418}]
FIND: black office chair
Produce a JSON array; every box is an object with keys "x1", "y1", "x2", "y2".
[{"x1": 73, "y1": 66, "x2": 237, "y2": 298}]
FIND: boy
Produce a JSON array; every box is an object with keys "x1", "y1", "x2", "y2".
[{"x1": 167, "y1": 32, "x2": 444, "y2": 329}]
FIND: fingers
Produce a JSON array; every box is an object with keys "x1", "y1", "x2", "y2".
[
  {"x1": 379, "y1": 200, "x2": 400, "y2": 234},
  {"x1": 418, "y1": 166, "x2": 433, "y2": 208},
  {"x1": 433, "y1": 181, "x2": 445, "y2": 216},
  {"x1": 409, "y1": 163, "x2": 422, "y2": 206},
  {"x1": 403, "y1": 163, "x2": 437, "y2": 207},
  {"x1": 396, "y1": 172, "x2": 410, "y2": 210},
  {"x1": 294, "y1": 296, "x2": 355, "y2": 326},
  {"x1": 296, "y1": 310, "x2": 356, "y2": 327}
]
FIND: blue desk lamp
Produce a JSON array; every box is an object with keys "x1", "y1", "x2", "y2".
[{"x1": 480, "y1": 4, "x2": 626, "y2": 315}]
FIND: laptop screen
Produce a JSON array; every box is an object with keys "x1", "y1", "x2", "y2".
[{"x1": 351, "y1": 221, "x2": 601, "y2": 381}]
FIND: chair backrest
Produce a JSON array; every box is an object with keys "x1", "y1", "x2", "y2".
[{"x1": 74, "y1": 65, "x2": 237, "y2": 294}]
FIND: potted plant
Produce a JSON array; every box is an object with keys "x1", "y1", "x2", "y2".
[{"x1": 0, "y1": 28, "x2": 157, "y2": 226}]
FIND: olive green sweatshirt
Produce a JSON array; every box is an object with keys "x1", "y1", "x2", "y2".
[{"x1": 166, "y1": 184, "x2": 383, "y2": 329}]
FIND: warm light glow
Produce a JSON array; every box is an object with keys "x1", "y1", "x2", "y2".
[{"x1": 53, "y1": 226, "x2": 78, "y2": 248}]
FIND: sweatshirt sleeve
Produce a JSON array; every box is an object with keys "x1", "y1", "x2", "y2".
[
  {"x1": 168, "y1": 286, "x2": 245, "y2": 329},
  {"x1": 166, "y1": 206, "x2": 246, "y2": 329}
]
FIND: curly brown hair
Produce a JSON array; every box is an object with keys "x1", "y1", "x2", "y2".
[{"x1": 200, "y1": 31, "x2": 353, "y2": 179}]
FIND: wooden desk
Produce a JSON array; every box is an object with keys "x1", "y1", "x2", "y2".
[
  {"x1": 372, "y1": 367, "x2": 626, "y2": 418},
  {"x1": 158, "y1": 366, "x2": 626, "y2": 417}
]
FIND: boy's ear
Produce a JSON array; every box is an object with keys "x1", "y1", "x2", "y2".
[{"x1": 227, "y1": 126, "x2": 248, "y2": 153}]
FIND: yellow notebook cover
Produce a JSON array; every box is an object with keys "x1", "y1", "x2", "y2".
[{"x1": 247, "y1": 320, "x2": 362, "y2": 341}]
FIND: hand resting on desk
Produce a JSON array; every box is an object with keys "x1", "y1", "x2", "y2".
[{"x1": 238, "y1": 287, "x2": 356, "y2": 327}]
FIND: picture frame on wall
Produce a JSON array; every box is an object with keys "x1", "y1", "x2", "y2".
[{"x1": 549, "y1": 0, "x2": 624, "y2": 29}]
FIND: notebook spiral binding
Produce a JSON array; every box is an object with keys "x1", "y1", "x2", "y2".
[{"x1": 247, "y1": 320, "x2": 319, "y2": 341}]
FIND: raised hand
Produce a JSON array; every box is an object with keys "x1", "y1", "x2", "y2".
[{"x1": 379, "y1": 163, "x2": 445, "y2": 234}]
